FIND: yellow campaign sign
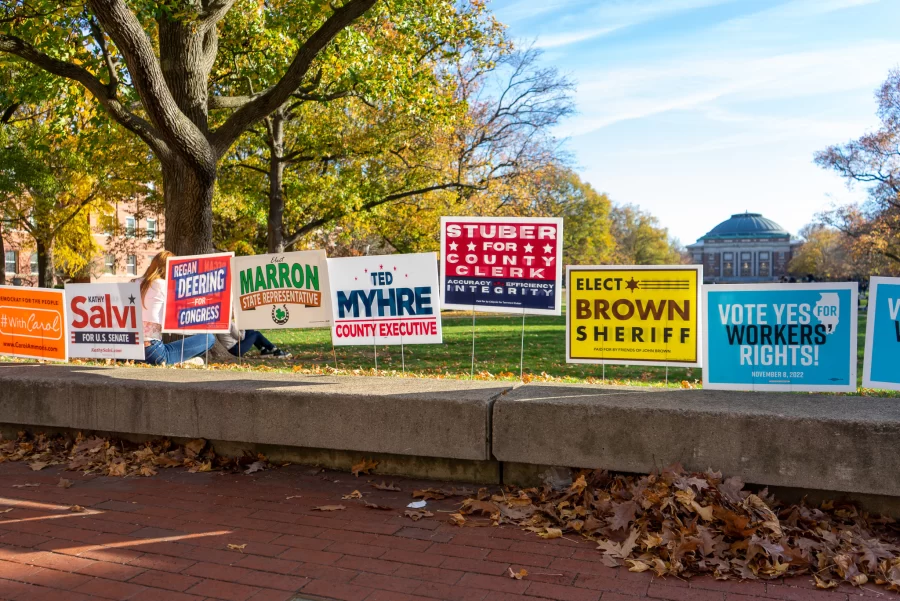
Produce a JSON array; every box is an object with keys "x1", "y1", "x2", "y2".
[{"x1": 566, "y1": 266, "x2": 703, "y2": 367}]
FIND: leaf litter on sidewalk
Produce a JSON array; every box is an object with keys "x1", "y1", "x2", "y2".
[{"x1": 451, "y1": 465, "x2": 900, "y2": 592}]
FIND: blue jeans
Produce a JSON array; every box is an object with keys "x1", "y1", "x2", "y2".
[
  {"x1": 143, "y1": 334, "x2": 216, "y2": 365},
  {"x1": 228, "y1": 330, "x2": 275, "y2": 357}
]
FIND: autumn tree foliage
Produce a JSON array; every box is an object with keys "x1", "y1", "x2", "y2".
[
  {"x1": 0, "y1": 100, "x2": 151, "y2": 286},
  {"x1": 0, "y1": 0, "x2": 479, "y2": 254},
  {"x1": 815, "y1": 68, "x2": 900, "y2": 270}
]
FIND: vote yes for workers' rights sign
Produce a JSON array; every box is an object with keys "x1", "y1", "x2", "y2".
[
  {"x1": 863, "y1": 277, "x2": 900, "y2": 390},
  {"x1": 164, "y1": 253, "x2": 234, "y2": 334},
  {"x1": 703, "y1": 283, "x2": 858, "y2": 392},
  {"x1": 440, "y1": 216, "x2": 563, "y2": 315},
  {"x1": 566, "y1": 265, "x2": 702, "y2": 367}
]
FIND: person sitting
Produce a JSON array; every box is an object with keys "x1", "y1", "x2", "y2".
[
  {"x1": 217, "y1": 323, "x2": 292, "y2": 359},
  {"x1": 135, "y1": 251, "x2": 216, "y2": 366}
]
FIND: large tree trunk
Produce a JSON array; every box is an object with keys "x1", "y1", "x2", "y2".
[
  {"x1": 267, "y1": 111, "x2": 286, "y2": 253},
  {"x1": 158, "y1": 15, "x2": 216, "y2": 255},
  {"x1": 36, "y1": 238, "x2": 51, "y2": 288},
  {"x1": 161, "y1": 158, "x2": 215, "y2": 255}
]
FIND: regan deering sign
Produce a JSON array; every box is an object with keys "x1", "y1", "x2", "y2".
[
  {"x1": 329, "y1": 253, "x2": 442, "y2": 346},
  {"x1": 566, "y1": 265, "x2": 702, "y2": 367},
  {"x1": 163, "y1": 253, "x2": 234, "y2": 334},
  {"x1": 232, "y1": 250, "x2": 332, "y2": 330},
  {"x1": 703, "y1": 282, "x2": 858, "y2": 392},
  {"x1": 440, "y1": 216, "x2": 563, "y2": 315},
  {"x1": 863, "y1": 276, "x2": 900, "y2": 391}
]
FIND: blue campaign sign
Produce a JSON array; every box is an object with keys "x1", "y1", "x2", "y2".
[
  {"x1": 703, "y1": 283, "x2": 858, "y2": 392},
  {"x1": 863, "y1": 277, "x2": 900, "y2": 391}
]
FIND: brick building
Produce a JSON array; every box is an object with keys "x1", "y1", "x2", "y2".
[
  {"x1": 2, "y1": 198, "x2": 164, "y2": 286},
  {"x1": 686, "y1": 212, "x2": 802, "y2": 284}
]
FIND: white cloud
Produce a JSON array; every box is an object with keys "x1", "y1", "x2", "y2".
[{"x1": 533, "y1": 26, "x2": 623, "y2": 49}]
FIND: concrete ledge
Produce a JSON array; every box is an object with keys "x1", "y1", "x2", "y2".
[
  {"x1": 492, "y1": 383, "x2": 900, "y2": 498},
  {"x1": 0, "y1": 364, "x2": 509, "y2": 462}
]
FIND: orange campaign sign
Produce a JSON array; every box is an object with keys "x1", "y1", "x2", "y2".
[{"x1": 0, "y1": 286, "x2": 68, "y2": 361}]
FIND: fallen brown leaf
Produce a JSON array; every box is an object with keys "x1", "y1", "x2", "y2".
[
  {"x1": 372, "y1": 481, "x2": 401, "y2": 492},
  {"x1": 364, "y1": 501, "x2": 392, "y2": 511},
  {"x1": 508, "y1": 568, "x2": 528, "y2": 580},
  {"x1": 313, "y1": 505, "x2": 346, "y2": 512},
  {"x1": 405, "y1": 509, "x2": 434, "y2": 521},
  {"x1": 57, "y1": 478, "x2": 73, "y2": 488},
  {"x1": 69, "y1": 505, "x2": 85, "y2": 513},
  {"x1": 11, "y1": 483, "x2": 39, "y2": 488},
  {"x1": 226, "y1": 543, "x2": 247, "y2": 552},
  {"x1": 351, "y1": 458, "x2": 378, "y2": 477},
  {"x1": 28, "y1": 461, "x2": 48, "y2": 471},
  {"x1": 342, "y1": 490, "x2": 363, "y2": 500}
]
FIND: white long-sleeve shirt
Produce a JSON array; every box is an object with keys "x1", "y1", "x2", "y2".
[{"x1": 138, "y1": 278, "x2": 166, "y2": 340}]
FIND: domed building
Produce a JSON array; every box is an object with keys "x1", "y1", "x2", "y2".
[{"x1": 686, "y1": 212, "x2": 802, "y2": 283}]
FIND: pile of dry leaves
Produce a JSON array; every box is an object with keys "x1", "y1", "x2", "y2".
[
  {"x1": 0, "y1": 431, "x2": 274, "y2": 477},
  {"x1": 452, "y1": 466, "x2": 900, "y2": 592}
]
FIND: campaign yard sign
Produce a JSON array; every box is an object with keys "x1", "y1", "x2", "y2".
[
  {"x1": 703, "y1": 283, "x2": 857, "y2": 392},
  {"x1": 66, "y1": 283, "x2": 144, "y2": 360},
  {"x1": 440, "y1": 216, "x2": 563, "y2": 315},
  {"x1": 567, "y1": 265, "x2": 702, "y2": 367},
  {"x1": 863, "y1": 277, "x2": 900, "y2": 390},
  {"x1": 329, "y1": 253, "x2": 442, "y2": 346},
  {"x1": 233, "y1": 251, "x2": 332, "y2": 330},
  {"x1": 163, "y1": 253, "x2": 234, "y2": 334},
  {"x1": 0, "y1": 286, "x2": 67, "y2": 361}
]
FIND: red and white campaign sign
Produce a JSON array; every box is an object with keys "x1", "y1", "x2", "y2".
[
  {"x1": 440, "y1": 216, "x2": 563, "y2": 315},
  {"x1": 329, "y1": 253, "x2": 442, "y2": 346},
  {"x1": 163, "y1": 253, "x2": 234, "y2": 334},
  {"x1": 66, "y1": 282, "x2": 144, "y2": 360}
]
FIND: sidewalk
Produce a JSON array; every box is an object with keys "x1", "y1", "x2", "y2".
[{"x1": 0, "y1": 461, "x2": 893, "y2": 601}]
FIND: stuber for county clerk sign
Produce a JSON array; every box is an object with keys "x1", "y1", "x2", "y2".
[
  {"x1": 863, "y1": 276, "x2": 900, "y2": 391},
  {"x1": 163, "y1": 252, "x2": 234, "y2": 334},
  {"x1": 440, "y1": 216, "x2": 563, "y2": 315},
  {"x1": 703, "y1": 282, "x2": 858, "y2": 392},
  {"x1": 566, "y1": 265, "x2": 702, "y2": 367}
]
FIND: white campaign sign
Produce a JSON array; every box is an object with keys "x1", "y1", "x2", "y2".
[
  {"x1": 65, "y1": 282, "x2": 145, "y2": 360},
  {"x1": 232, "y1": 250, "x2": 332, "y2": 330},
  {"x1": 329, "y1": 253, "x2": 442, "y2": 346}
]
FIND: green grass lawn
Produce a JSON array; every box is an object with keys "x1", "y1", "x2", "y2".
[{"x1": 261, "y1": 310, "x2": 880, "y2": 390}]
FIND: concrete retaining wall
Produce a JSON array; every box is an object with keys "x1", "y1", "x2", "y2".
[{"x1": 2, "y1": 364, "x2": 899, "y2": 506}]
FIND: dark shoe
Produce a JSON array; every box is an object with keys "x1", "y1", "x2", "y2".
[{"x1": 261, "y1": 347, "x2": 292, "y2": 359}]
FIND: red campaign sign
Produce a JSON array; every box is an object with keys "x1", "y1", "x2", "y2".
[
  {"x1": 163, "y1": 253, "x2": 234, "y2": 334},
  {"x1": 440, "y1": 217, "x2": 563, "y2": 315}
]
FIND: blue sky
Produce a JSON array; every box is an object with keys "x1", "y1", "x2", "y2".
[{"x1": 488, "y1": 0, "x2": 900, "y2": 245}]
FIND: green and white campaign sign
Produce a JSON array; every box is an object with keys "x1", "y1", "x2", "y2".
[{"x1": 232, "y1": 250, "x2": 332, "y2": 329}]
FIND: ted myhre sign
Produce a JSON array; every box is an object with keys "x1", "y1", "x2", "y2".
[
  {"x1": 66, "y1": 282, "x2": 144, "y2": 360},
  {"x1": 703, "y1": 282, "x2": 857, "y2": 392},
  {"x1": 233, "y1": 250, "x2": 332, "y2": 329},
  {"x1": 567, "y1": 265, "x2": 702, "y2": 367},
  {"x1": 163, "y1": 252, "x2": 234, "y2": 334},
  {"x1": 440, "y1": 216, "x2": 563, "y2": 315},
  {"x1": 329, "y1": 253, "x2": 442, "y2": 346},
  {"x1": 863, "y1": 276, "x2": 900, "y2": 391}
]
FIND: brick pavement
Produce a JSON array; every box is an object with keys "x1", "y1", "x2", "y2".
[{"x1": 0, "y1": 461, "x2": 895, "y2": 601}]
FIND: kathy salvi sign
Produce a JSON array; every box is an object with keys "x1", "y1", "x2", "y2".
[
  {"x1": 703, "y1": 283, "x2": 858, "y2": 392},
  {"x1": 233, "y1": 250, "x2": 332, "y2": 330},
  {"x1": 0, "y1": 286, "x2": 67, "y2": 361},
  {"x1": 440, "y1": 216, "x2": 563, "y2": 315},
  {"x1": 329, "y1": 253, "x2": 442, "y2": 346},
  {"x1": 163, "y1": 253, "x2": 234, "y2": 334},
  {"x1": 567, "y1": 265, "x2": 702, "y2": 367},
  {"x1": 863, "y1": 276, "x2": 900, "y2": 390},
  {"x1": 66, "y1": 282, "x2": 144, "y2": 360}
]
